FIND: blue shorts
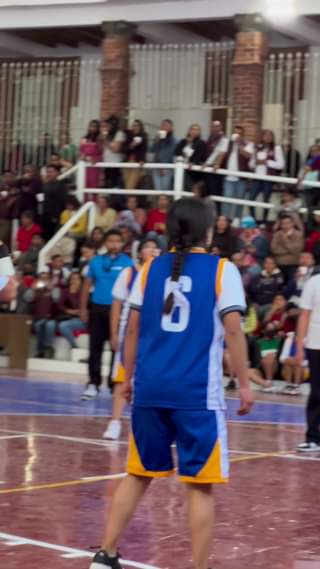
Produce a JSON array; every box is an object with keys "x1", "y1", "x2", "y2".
[{"x1": 127, "y1": 407, "x2": 229, "y2": 484}]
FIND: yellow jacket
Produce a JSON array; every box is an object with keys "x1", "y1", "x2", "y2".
[{"x1": 60, "y1": 209, "x2": 87, "y2": 236}]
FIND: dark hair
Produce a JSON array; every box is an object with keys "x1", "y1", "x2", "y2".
[
  {"x1": 261, "y1": 129, "x2": 275, "y2": 150},
  {"x1": 131, "y1": 119, "x2": 145, "y2": 134},
  {"x1": 82, "y1": 239, "x2": 96, "y2": 250},
  {"x1": 103, "y1": 115, "x2": 120, "y2": 139},
  {"x1": 138, "y1": 237, "x2": 159, "y2": 253},
  {"x1": 85, "y1": 119, "x2": 100, "y2": 142},
  {"x1": 47, "y1": 164, "x2": 60, "y2": 173},
  {"x1": 51, "y1": 254, "x2": 62, "y2": 261},
  {"x1": 104, "y1": 228, "x2": 122, "y2": 240},
  {"x1": 65, "y1": 195, "x2": 80, "y2": 210},
  {"x1": 234, "y1": 125, "x2": 244, "y2": 134},
  {"x1": 163, "y1": 198, "x2": 213, "y2": 314},
  {"x1": 21, "y1": 210, "x2": 34, "y2": 221}
]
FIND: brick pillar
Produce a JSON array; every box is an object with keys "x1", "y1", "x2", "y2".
[
  {"x1": 232, "y1": 14, "x2": 268, "y2": 142},
  {"x1": 101, "y1": 21, "x2": 137, "y2": 120}
]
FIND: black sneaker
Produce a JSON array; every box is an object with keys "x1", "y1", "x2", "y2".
[{"x1": 90, "y1": 550, "x2": 122, "y2": 569}]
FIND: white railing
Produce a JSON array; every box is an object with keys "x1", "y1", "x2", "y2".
[{"x1": 37, "y1": 200, "x2": 96, "y2": 272}]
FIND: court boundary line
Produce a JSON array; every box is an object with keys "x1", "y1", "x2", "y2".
[{"x1": 0, "y1": 531, "x2": 160, "y2": 569}]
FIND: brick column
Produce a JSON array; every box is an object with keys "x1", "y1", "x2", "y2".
[
  {"x1": 101, "y1": 21, "x2": 137, "y2": 120},
  {"x1": 232, "y1": 14, "x2": 268, "y2": 142}
]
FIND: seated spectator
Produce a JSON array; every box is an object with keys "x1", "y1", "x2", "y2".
[
  {"x1": 122, "y1": 119, "x2": 148, "y2": 190},
  {"x1": 24, "y1": 270, "x2": 60, "y2": 358},
  {"x1": 249, "y1": 256, "x2": 284, "y2": 318},
  {"x1": 16, "y1": 211, "x2": 42, "y2": 253},
  {"x1": 100, "y1": 115, "x2": 125, "y2": 188},
  {"x1": 306, "y1": 210, "x2": 320, "y2": 253},
  {"x1": 79, "y1": 120, "x2": 102, "y2": 193},
  {"x1": 94, "y1": 195, "x2": 117, "y2": 232},
  {"x1": 41, "y1": 153, "x2": 63, "y2": 180},
  {"x1": 249, "y1": 129, "x2": 284, "y2": 222},
  {"x1": 47, "y1": 254, "x2": 70, "y2": 289},
  {"x1": 16, "y1": 165, "x2": 42, "y2": 217},
  {"x1": 47, "y1": 236, "x2": 76, "y2": 268},
  {"x1": 284, "y1": 252, "x2": 315, "y2": 305},
  {"x1": 259, "y1": 294, "x2": 288, "y2": 389},
  {"x1": 212, "y1": 215, "x2": 238, "y2": 259},
  {"x1": 42, "y1": 164, "x2": 68, "y2": 241},
  {"x1": 238, "y1": 216, "x2": 270, "y2": 272},
  {"x1": 126, "y1": 195, "x2": 147, "y2": 233},
  {"x1": 175, "y1": 123, "x2": 207, "y2": 191},
  {"x1": 192, "y1": 181, "x2": 217, "y2": 223},
  {"x1": 79, "y1": 241, "x2": 96, "y2": 278},
  {"x1": 60, "y1": 196, "x2": 87, "y2": 239},
  {"x1": 90, "y1": 226, "x2": 105, "y2": 254},
  {"x1": 57, "y1": 272, "x2": 86, "y2": 348},
  {"x1": 17, "y1": 233, "x2": 44, "y2": 273},
  {"x1": 277, "y1": 188, "x2": 302, "y2": 215},
  {"x1": 118, "y1": 225, "x2": 140, "y2": 259},
  {"x1": 204, "y1": 120, "x2": 228, "y2": 207},
  {"x1": 145, "y1": 195, "x2": 169, "y2": 250},
  {"x1": 298, "y1": 143, "x2": 320, "y2": 225},
  {"x1": 150, "y1": 119, "x2": 176, "y2": 191},
  {"x1": 279, "y1": 331, "x2": 305, "y2": 395},
  {"x1": 231, "y1": 251, "x2": 253, "y2": 291},
  {"x1": 271, "y1": 213, "x2": 304, "y2": 283},
  {"x1": 221, "y1": 125, "x2": 254, "y2": 225}
]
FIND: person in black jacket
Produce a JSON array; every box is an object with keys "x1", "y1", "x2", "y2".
[
  {"x1": 42, "y1": 165, "x2": 67, "y2": 241},
  {"x1": 248, "y1": 256, "x2": 284, "y2": 319},
  {"x1": 175, "y1": 124, "x2": 207, "y2": 191},
  {"x1": 122, "y1": 120, "x2": 148, "y2": 190},
  {"x1": 212, "y1": 215, "x2": 238, "y2": 259}
]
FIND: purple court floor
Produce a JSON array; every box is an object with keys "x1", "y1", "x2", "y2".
[{"x1": 0, "y1": 374, "x2": 319, "y2": 569}]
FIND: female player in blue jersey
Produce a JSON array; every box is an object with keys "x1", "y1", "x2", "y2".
[{"x1": 90, "y1": 198, "x2": 254, "y2": 569}]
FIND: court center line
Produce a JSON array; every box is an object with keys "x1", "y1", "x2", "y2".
[{"x1": 0, "y1": 531, "x2": 160, "y2": 569}]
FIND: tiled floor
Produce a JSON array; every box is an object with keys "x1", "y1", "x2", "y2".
[{"x1": 0, "y1": 375, "x2": 319, "y2": 569}]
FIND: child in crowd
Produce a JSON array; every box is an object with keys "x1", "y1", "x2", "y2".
[{"x1": 16, "y1": 210, "x2": 42, "y2": 253}]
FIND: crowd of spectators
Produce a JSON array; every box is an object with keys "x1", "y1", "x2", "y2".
[{"x1": 1, "y1": 115, "x2": 320, "y2": 396}]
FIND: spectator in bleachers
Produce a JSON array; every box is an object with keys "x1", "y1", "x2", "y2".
[
  {"x1": 175, "y1": 123, "x2": 207, "y2": 191},
  {"x1": 79, "y1": 120, "x2": 102, "y2": 192},
  {"x1": 59, "y1": 134, "x2": 78, "y2": 167},
  {"x1": 211, "y1": 215, "x2": 238, "y2": 259},
  {"x1": 100, "y1": 115, "x2": 125, "y2": 188},
  {"x1": 0, "y1": 173, "x2": 17, "y2": 244},
  {"x1": 122, "y1": 119, "x2": 148, "y2": 190},
  {"x1": 25, "y1": 270, "x2": 60, "y2": 358},
  {"x1": 47, "y1": 254, "x2": 70, "y2": 289},
  {"x1": 271, "y1": 213, "x2": 304, "y2": 283},
  {"x1": 42, "y1": 164, "x2": 68, "y2": 241},
  {"x1": 40, "y1": 153, "x2": 63, "y2": 181},
  {"x1": 238, "y1": 216, "x2": 270, "y2": 269},
  {"x1": 94, "y1": 195, "x2": 117, "y2": 232},
  {"x1": 145, "y1": 194, "x2": 169, "y2": 250},
  {"x1": 277, "y1": 188, "x2": 302, "y2": 215},
  {"x1": 60, "y1": 196, "x2": 87, "y2": 240},
  {"x1": 306, "y1": 210, "x2": 320, "y2": 253},
  {"x1": 284, "y1": 140, "x2": 301, "y2": 178},
  {"x1": 221, "y1": 125, "x2": 254, "y2": 225},
  {"x1": 57, "y1": 272, "x2": 86, "y2": 348},
  {"x1": 231, "y1": 251, "x2": 253, "y2": 291},
  {"x1": 284, "y1": 252, "x2": 315, "y2": 305},
  {"x1": 259, "y1": 293, "x2": 288, "y2": 388},
  {"x1": 16, "y1": 210, "x2": 42, "y2": 253},
  {"x1": 90, "y1": 226, "x2": 105, "y2": 254},
  {"x1": 79, "y1": 241, "x2": 96, "y2": 278},
  {"x1": 16, "y1": 165, "x2": 42, "y2": 217},
  {"x1": 150, "y1": 119, "x2": 176, "y2": 191},
  {"x1": 47, "y1": 236, "x2": 76, "y2": 268},
  {"x1": 126, "y1": 195, "x2": 147, "y2": 233},
  {"x1": 249, "y1": 256, "x2": 284, "y2": 318},
  {"x1": 118, "y1": 225, "x2": 140, "y2": 259},
  {"x1": 299, "y1": 143, "x2": 320, "y2": 227},
  {"x1": 249, "y1": 129, "x2": 285, "y2": 222},
  {"x1": 16, "y1": 233, "x2": 44, "y2": 274},
  {"x1": 191, "y1": 180, "x2": 216, "y2": 222},
  {"x1": 204, "y1": 120, "x2": 228, "y2": 207}
]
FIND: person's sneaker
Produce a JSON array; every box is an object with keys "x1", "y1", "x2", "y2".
[
  {"x1": 89, "y1": 550, "x2": 122, "y2": 569},
  {"x1": 82, "y1": 384, "x2": 99, "y2": 400},
  {"x1": 297, "y1": 441, "x2": 320, "y2": 453},
  {"x1": 262, "y1": 385, "x2": 278, "y2": 393},
  {"x1": 103, "y1": 420, "x2": 122, "y2": 441},
  {"x1": 45, "y1": 346, "x2": 55, "y2": 359},
  {"x1": 225, "y1": 378, "x2": 237, "y2": 391}
]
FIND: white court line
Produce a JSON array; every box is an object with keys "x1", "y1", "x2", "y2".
[
  {"x1": 228, "y1": 420, "x2": 304, "y2": 426},
  {"x1": 0, "y1": 532, "x2": 161, "y2": 569},
  {"x1": 81, "y1": 473, "x2": 126, "y2": 481},
  {"x1": 280, "y1": 454, "x2": 320, "y2": 462},
  {"x1": 0, "y1": 428, "x2": 129, "y2": 447}
]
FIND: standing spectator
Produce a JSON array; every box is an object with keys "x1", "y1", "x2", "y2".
[
  {"x1": 60, "y1": 196, "x2": 87, "y2": 240},
  {"x1": 47, "y1": 254, "x2": 70, "y2": 289},
  {"x1": 284, "y1": 140, "x2": 301, "y2": 178},
  {"x1": 175, "y1": 123, "x2": 207, "y2": 191},
  {"x1": 271, "y1": 214, "x2": 304, "y2": 283},
  {"x1": 79, "y1": 120, "x2": 102, "y2": 195},
  {"x1": 16, "y1": 211, "x2": 42, "y2": 253},
  {"x1": 16, "y1": 165, "x2": 42, "y2": 217},
  {"x1": 25, "y1": 271, "x2": 59, "y2": 358},
  {"x1": 57, "y1": 272, "x2": 86, "y2": 349},
  {"x1": 205, "y1": 120, "x2": 228, "y2": 207},
  {"x1": 211, "y1": 215, "x2": 238, "y2": 259},
  {"x1": 221, "y1": 125, "x2": 254, "y2": 224},
  {"x1": 150, "y1": 119, "x2": 176, "y2": 191},
  {"x1": 126, "y1": 195, "x2": 147, "y2": 233},
  {"x1": 145, "y1": 195, "x2": 169, "y2": 250},
  {"x1": 80, "y1": 229, "x2": 133, "y2": 400},
  {"x1": 94, "y1": 195, "x2": 117, "y2": 232},
  {"x1": 249, "y1": 256, "x2": 284, "y2": 318},
  {"x1": 296, "y1": 274, "x2": 320, "y2": 451},
  {"x1": 42, "y1": 165, "x2": 67, "y2": 241},
  {"x1": 249, "y1": 130, "x2": 285, "y2": 222},
  {"x1": 0, "y1": 174, "x2": 18, "y2": 244},
  {"x1": 122, "y1": 120, "x2": 148, "y2": 190},
  {"x1": 100, "y1": 115, "x2": 125, "y2": 188},
  {"x1": 238, "y1": 216, "x2": 270, "y2": 268},
  {"x1": 59, "y1": 134, "x2": 78, "y2": 167}
]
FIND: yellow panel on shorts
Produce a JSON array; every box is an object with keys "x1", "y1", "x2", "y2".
[
  {"x1": 127, "y1": 433, "x2": 174, "y2": 479},
  {"x1": 179, "y1": 440, "x2": 228, "y2": 484}
]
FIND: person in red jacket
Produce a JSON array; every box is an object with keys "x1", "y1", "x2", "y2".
[
  {"x1": 145, "y1": 195, "x2": 170, "y2": 250},
  {"x1": 16, "y1": 210, "x2": 42, "y2": 253}
]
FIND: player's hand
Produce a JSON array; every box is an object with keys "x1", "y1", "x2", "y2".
[
  {"x1": 238, "y1": 386, "x2": 254, "y2": 416},
  {"x1": 121, "y1": 380, "x2": 132, "y2": 404}
]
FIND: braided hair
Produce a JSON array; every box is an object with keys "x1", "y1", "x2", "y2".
[{"x1": 163, "y1": 198, "x2": 214, "y2": 315}]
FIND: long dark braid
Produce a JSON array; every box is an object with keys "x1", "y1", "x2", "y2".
[{"x1": 163, "y1": 246, "x2": 188, "y2": 315}]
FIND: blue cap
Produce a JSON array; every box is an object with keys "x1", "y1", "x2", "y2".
[{"x1": 240, "y1": 216, "x2": 257, "y2": 229}]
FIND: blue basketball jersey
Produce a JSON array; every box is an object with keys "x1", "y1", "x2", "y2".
[{"x1": 129, "y1": 250, "x2": 246, "y2": 411}]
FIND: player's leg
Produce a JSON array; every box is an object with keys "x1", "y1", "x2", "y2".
[
  {"x1": 103, "y1": 354, "x2": 127, "y2": 440},
  {"x1": 186, "y1": 482, "x2": 214, "y2": 569}
]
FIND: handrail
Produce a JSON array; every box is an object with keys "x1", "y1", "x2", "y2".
[
  {"x1": 37, "y1": 201, "x2": 96, "y2": 272},
  {"x1": 58, "y1": 163, "x2": 78, "y2": 181}
]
